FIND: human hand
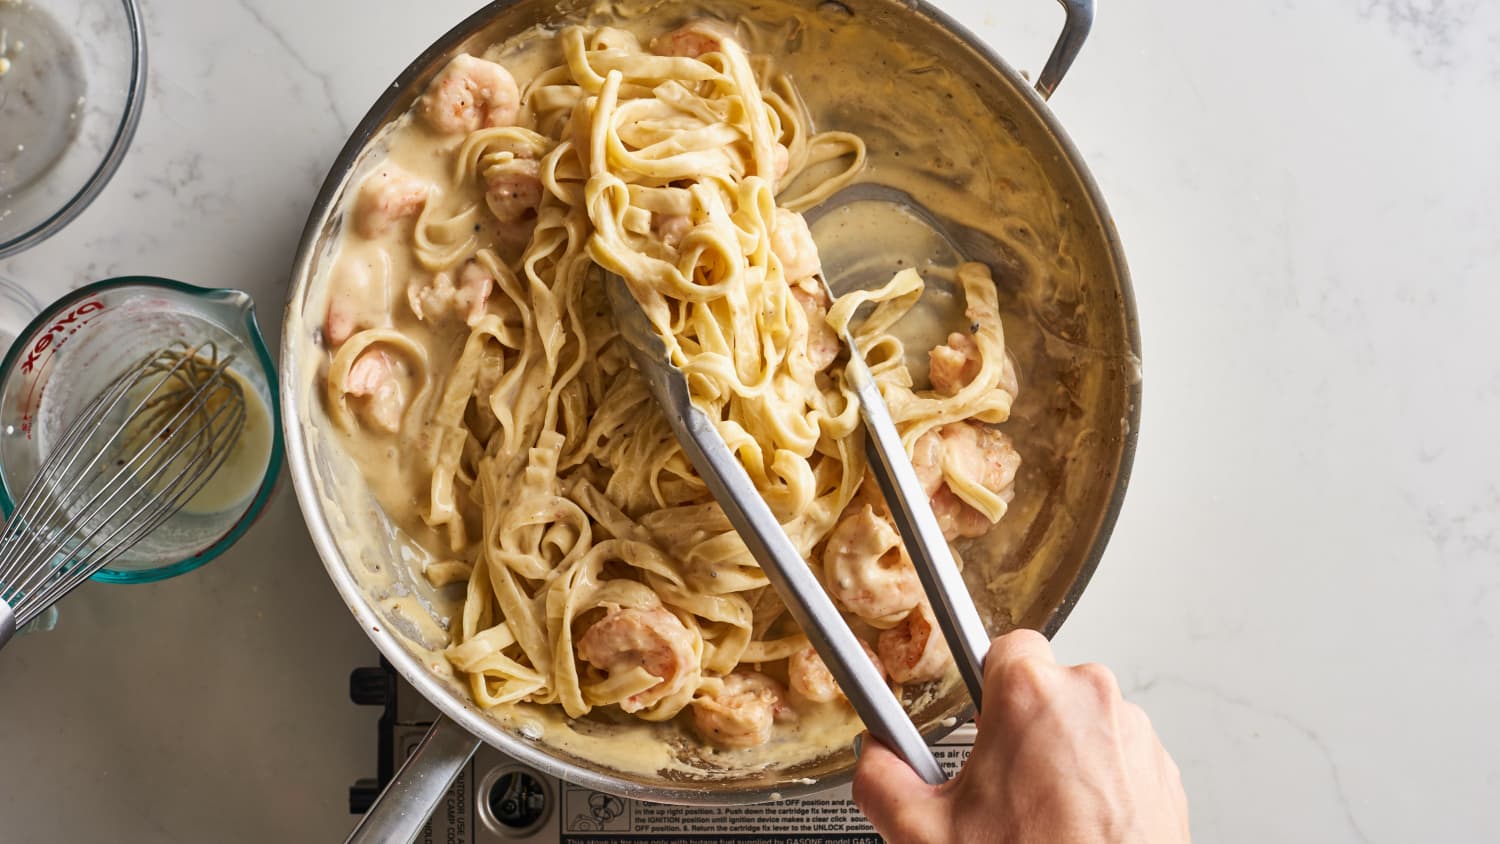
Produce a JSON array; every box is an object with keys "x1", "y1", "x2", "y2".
[{"x1": 852, "y1": 630, "x2": 1190, "y2": 843}]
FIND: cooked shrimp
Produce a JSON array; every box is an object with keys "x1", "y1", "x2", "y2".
[
  {"x1": 911, "y1": 429, "x2": 946, "y2": 496},
  {"x1": 770, "y1": 207, "x2": 821, "y2": 282},
  {"x1": 355, "y1": 167, "x2": 431, "y2": 239},
  {"x1": 929, "y1": 332, "x2": 982, "y2": 395},
  {"x1": 691, "y1": 671, "x2": 792, "y2": 748},
  {"x1": 788, "y1": 641, "x2": 885, "y2": 704},
  {"x1": 408, "y1": 260, "x2": 495, "y2": 326},
  {"x1": 324, "y1": 260, "x2": 384, "y2": 347},
  {"x1": 485, "y1": 158, "x2": 542, "y2": 223},
  {"x1": 650, "y1": 19, "x2": 735, "y2": 58},
  {"x1": 576, "y1": 605, "x2": 698, "y2": 714},
  {"x1": 823, "y1": 503, "x2": 922, "y2": 624},
  {"x1": 407, "y1": 271, "x2": 451, "y2": 322},
  {"x1": 912, "y1": 421, "x2": 1022, "y2": 540},
  {"x1": 791, "y1": 283, "x2": 839, "y2": 371},
  {"x1": 456, "y1": 261, "x2": 496, "y2": 324},
  {"x1": 421, "y1": 54, "x2": 520, "y2": 135},
  {"x1": 932, "y1": 485, "x2": 986, "y2": 540},
  {"x1": 771, "y1": 142, "x2": 790, "y2": 184},
  {"x1": 653, "y1": 213, "x2": 693, "y2": 250},
  {"x1": 878, "y1": 603, "x2": 953, "y2": 685},
  {"x1": 326, "y1": 301, "x2": 357, "y2": 349},
  {"x1": 929, "y1": 331, "x2": 1020, "y2": 397},
  {"x1": 344, "y1": 349, "x2": 407, "y2": 433}
]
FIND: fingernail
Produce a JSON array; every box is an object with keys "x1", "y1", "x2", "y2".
[{"x1": 852, "y1": 734, "x2": 864, "y2": 759}]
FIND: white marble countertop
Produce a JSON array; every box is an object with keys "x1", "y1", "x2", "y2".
[{"x1": 1, "y1": 0, "x2": 1497, "y2": 840}]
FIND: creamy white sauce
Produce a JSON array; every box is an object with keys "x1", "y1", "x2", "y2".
[
  {"x1": 180, "y1": 369, "x2": 273, "y2": 515},
  {"x1": 293, "y1": 0, "x2": 1134, "y2": 785}
]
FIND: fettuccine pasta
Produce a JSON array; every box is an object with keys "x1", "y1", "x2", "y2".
[{"x1": 322, "y1": 18, "x2": 1021, "y2": 749}]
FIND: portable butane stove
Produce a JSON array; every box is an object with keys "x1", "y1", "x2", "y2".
[{"x1": 348, "y1": 662, "x2": 975, "y2": 843}]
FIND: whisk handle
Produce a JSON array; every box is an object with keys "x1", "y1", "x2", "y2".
[{"x1": 0, "y1": 599, "x2": 15, "y2": 650}]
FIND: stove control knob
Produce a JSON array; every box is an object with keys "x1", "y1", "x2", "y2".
[
  {"x1": 349, "y1": 667, "x2": 391, "y2": 706},
  {"x1": 349, "y1": 778, "x2": 381, "y2": 814}
]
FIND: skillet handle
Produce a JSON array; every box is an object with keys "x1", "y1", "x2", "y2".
[
  {"x1": 345, "y1": 714, "x2": 482, "y2": 844},
  {"x1": 1035, "y1": 0, "x2": 1094, "y2": 99}
]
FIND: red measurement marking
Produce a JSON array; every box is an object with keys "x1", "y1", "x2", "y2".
[
  {"x1": 20, "y1": 299, "x2": 105, "y2": 375},
  {"x1": 17, "y1": 299, "x2": 107, "y2": 441}
]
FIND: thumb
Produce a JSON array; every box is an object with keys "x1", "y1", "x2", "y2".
[{"x1": 851, "y1": 735, "x2": 944, "y2": 842}]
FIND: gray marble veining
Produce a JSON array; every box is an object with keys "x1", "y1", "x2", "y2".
[{"x1": 0, "y1": 1, "x2": 1496, "y2": 841}]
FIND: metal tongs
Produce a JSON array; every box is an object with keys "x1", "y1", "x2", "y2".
[{"x1": 606, "y1": 270, "x2": 991, "y2": 785}]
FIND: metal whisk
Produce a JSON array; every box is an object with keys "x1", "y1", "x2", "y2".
[{"x1": 0, "y1": 342, "x2": 247, "y2": 648}]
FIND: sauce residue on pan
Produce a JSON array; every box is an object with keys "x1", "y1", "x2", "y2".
[{"x1": 292, "y1": 0, "x2": 1129, "y2": 785}]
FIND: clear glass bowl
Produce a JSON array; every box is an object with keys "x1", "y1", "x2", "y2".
[
  {"x1": 0, "y1": 275, "x2": 54, "y2": 630},
  {"x1": 0, "y1": 277, "x2": 284, "y2": 583},
  {"x1": 0, "y1": 274, "x2": 41, "y2": 348},
  {"x1": 0, "y1": 0, "x2": 146, "y2": 258}
]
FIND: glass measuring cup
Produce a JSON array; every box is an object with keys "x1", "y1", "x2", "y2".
[
  {"x1": 0, "y1": 274, "x2": 56, "y2": 631},
  {"x1": 0, "y1": 277, "x2": 283, "y2": 583}
]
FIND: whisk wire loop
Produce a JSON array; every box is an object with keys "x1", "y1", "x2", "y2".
[
  {"x1": 20, "y1": 377, "x2": 247, "y2": 613},
  {"x1": 0, "y1": 347, "x2": 223, "y2": 590},
  {"x1": 0, "y1": 342, "x2": 248, "y2": 644},
  {"x1": 0, "y1": 352, "x2": 164, "y2": 576}
]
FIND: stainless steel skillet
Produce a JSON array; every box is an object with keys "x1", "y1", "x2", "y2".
[{"x1": 280, "y1": 0, "x2": 1137, "y2": 840}]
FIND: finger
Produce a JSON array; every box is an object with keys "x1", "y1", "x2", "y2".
[
  {"x1": 1072, "y1": 662, "x2": 1123, "y2": 705},
  {"x1": 1121, "y1": 699, "x2": 1174, "y2": 767},
  {"x1": 852, "y1": 735, "x2": 942, "y2": 841},
  {"x1": 981, "y1": 629, "x2": 1057, "y2": 715},
  {"x1": 984, "y1": 628, "x2": 1054, "y2": 681}
]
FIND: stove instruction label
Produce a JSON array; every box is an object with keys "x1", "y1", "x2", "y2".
[{"x1": 560, "y1": 742, "x2": 970, "y2": 843}]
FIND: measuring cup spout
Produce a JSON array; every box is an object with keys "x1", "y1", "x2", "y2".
[
  {"x1": 198, "y1": 288, "x2": 267, "y2": 346},
  {"x1": 202, "y1": 288, "x2": 254, "y2": 322}
]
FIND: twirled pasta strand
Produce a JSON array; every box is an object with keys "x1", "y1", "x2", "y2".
[{"x1": 330, "y1": 23, "x2": 1017, "y2": 735}]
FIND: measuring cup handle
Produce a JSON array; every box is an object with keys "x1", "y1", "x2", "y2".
[{"x1": 1036, "y1": 0, "x2": 1095, "y2": 100}]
